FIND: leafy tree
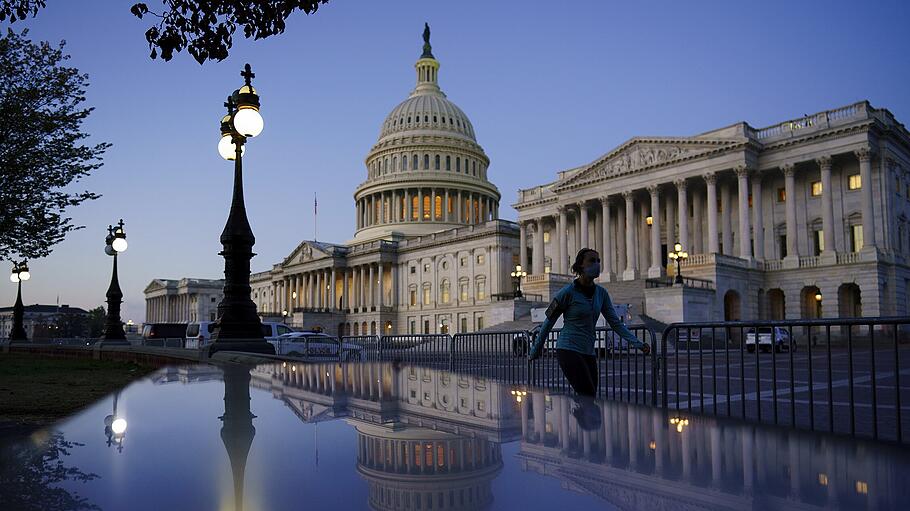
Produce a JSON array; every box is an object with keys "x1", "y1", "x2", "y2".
[
  {"x1": 0, "y1": 1, "x2": 331, "y2": 64},
  {"x1": 0, "y1": 29, "x2": 109, "y2": 261},
  {"x1": 0, "y1": 432, "x2": 100, "y2": 511},
  {"x1": 86, "y1": 305, "x2": 105, "y2": 338}
]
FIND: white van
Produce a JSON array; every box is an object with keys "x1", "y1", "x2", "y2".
[
  {"x1": 186, "y1": 321, "x2": 217, "y2": 349},
  {"x1": 188, "y1": 321, "x2": 293, "y2": 349}
]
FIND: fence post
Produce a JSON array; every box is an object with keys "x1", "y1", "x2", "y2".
[
  {"x1": 650, "y1": 328, "x2": 658, "y2": 406},
  {"x1": 448, "y1": 334, "x2": 456, "y2": 372}
]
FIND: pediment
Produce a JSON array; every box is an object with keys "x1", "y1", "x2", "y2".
[
  {"x1": 554, "y1": 137, "x2": 739, "y2": 191},
  {"x1": 282, "y1": 240, "x2": 331, "y2": 266},
  {"x1": 143, "y1": 279, "x2": 170, "y2": 293}
]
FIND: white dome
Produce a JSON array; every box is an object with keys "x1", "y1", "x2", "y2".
[{"x1": 379, "y1": 93, "x2": 477, "y2": 142}]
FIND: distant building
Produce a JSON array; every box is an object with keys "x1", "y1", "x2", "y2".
[
  {"x1": 0, "y1": 304, "x2": 89, "y2": 340},
  {"x1": 143, "y1": 278, "x2": 224, "y2": 323}
]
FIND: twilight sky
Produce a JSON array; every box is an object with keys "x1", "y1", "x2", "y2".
[{"x1": 7, "y1": 0, "x2": 910, "y2": 322}]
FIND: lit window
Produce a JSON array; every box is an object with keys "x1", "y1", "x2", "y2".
[
  {"x1": 851, "y1": 224, "x2": 864, "y2": 252},
  {"x1": 818, "y1": 473, "x2": 828, "y2": 486},
  {"x1": 476, "y1": 279, "x2": 486, "y2": 300},
  {"x1": 476, "y1": 254, "x2": 485, "y2": 265},
  {"x1": 855, "y1": 480, "x2": 868, "y2": 495},
  {"x1": 460, "y1": 282, "x2": 469, "y2": 301},
  {"x1": 409, "y1": 290, "x2": 417, "y2": 306},
  {"x1": 423, "y1": 286, "x2": 431, "y2": 305},
  {"x1": 543, "y1": 231, "x2": 550, "y2": 243},
  {"x1": 813, "y1": 230, "x2": 824, "y2": 255},
  {"x1": 441, "y1": 280, "x2": 450, "y2": 304},
  {"x1": 848, "y1": 174, "x2": 861, "y2": 190},
  {"x1": 777, "y1": 188, "x2": 786, "y2": 202},
  {"x1": 811, "y1": 181, "x2": 823, "y2": 196},
  {"x1": 423, "y1": 263, "x2": 430, "y2": 272}
]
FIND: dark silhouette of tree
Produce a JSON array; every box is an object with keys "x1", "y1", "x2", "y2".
[
  {"x1": 0, "y1": 431, "x2": 100, "y2": 511},
  {"x1": 87, "y1": 306, "x2": 105, "y2": 338},
  {"x1": 0, "y1": 29, "x2": 109, "y2": 261},
  {"x1": 0, "y1": 1, "x2": 331, "y2": 64}
]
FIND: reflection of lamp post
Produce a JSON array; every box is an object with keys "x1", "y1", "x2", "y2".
[
  {"x1": 103, "y1": 391, "x2": 127, "y2": 452},
  {"x1": 100, "y1": 220, "x2": 129, "y2": 344},
  {"x1": 208, "y1": 64, "x2": 274, "y2": 356},
  {"x1": 8, "y1": 260, "x2": 30, "y2": 342},
  {"x1": 510, "y1": 265, "x2": 527, "y2": 298},
  {"x1": 669, "y1": 416, "x2": 690, "y2": 433},
  {"x1": 221, "y1": 364, "x2": 256, "y2": 511},
  {"x1": 668, "y1": 243, "x2": 689, "y2": 285}
]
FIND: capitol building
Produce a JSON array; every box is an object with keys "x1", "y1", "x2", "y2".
[{"x1": 146, "y1": 27, "x2": 910, "y2": 334}]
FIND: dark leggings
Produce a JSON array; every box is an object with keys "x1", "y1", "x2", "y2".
[{"x1": 557, "y1": 349, "x2": 598, "y2": 397}]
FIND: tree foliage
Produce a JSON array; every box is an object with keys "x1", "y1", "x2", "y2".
[
  {"x1": 87, "y1": 305, "x2": 105, "y2": 338},
  {"x1": 0, "y1": 29, "x2": 109, "y2": 261},
  {"x1": 0, "y1": 1, "x2": 331, "y2": 64},
  {"x1": 0, "y1": 432, "x2": 100, "y2": 511}
]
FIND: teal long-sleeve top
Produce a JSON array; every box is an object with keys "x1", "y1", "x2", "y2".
[{"x1": 530, "y1": 281, "x2": 643, "y2": 358}]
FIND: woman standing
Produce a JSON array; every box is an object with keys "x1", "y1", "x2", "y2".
[{"x1": 529, "y1": 248, "x2": 650, "y2": 397}]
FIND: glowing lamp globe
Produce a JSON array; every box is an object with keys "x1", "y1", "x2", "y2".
[
  {"x1": 232, "y1": 107, "x2": 263, "y2": 138},
  {"x1": 111, "y1": 417, "x2": 128, "y2": 435},
  {"x1": 18, "y1": 271, "x2": 30, "y2": 281},
  {"x1": 10, "y1": 273, "x2": 18, "y2": 283},
  {"x1": 112, "y1": 237, "x2": 128, "y2": 253},
  {"x1": 218, "y1": 135, "x2": 244, "y2": 160}
]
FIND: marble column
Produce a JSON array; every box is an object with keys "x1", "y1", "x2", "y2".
[
  {"x1": 359, "y1": 265, "x2": 366, "y2": 310},
  {"x1": 783, "y1": 164, "x2": 799, "y2": 259},
  {"x1": 533, "y1": 220, "x2": 545, "y2": 275},
  {"x1": 444, "y1": 189, "x2": 450, "y2": 222},
  {"x1": 704, "y1": 172, "x2": 719, "y2": 253},
  {"x1": 666, "y1": 192, "x2": 676, "y2": 258},
  {"x1": 579, "y1": 202, "x2": 589, "y2": 249},
  {"x1": 378, "y1": 263, "x2": 385, "y2": 307},
  {"x1": 616, "y1": 201, "x2": 626, "y2": 277},
  {"x1": 330, "y1": 267, "x2": 337, "y2": 310},
  {"x1": 519, "y1": 221, "x2": 528, "y2": 272},
  {"x1": 692, "y1": 188, "x2": 703, "y2": 254},
  {"x1": 368, "y1": 264, "x2": 375, "y2": 309},
  {"x1": 676, "y1": 179, "x2": 689, "y2": 251},
  {"x1": 418, "y1": 188, "x2": 425, "y2": 222},
  {"x1": 751, "y1": 171, "x2": 765, "y2": 259},
  {"x1": 856, "y1": 147, "x2": 876, "y2": 248},
  {"x1": 648, "y1": 185, "x2": 662, "y2": 277},
  {"x1": 557, "y1": 206, "x2": 568, "y2": 274},
  {"x1": 721, "y1": 180, "x2": 733, "y2": 255},
  {"x1": 623, "y1": 191, "x2": 638, "y2": 280},
  {"x1": 601, "y1": 197, "x2": 613, "y2": 280},
  {"x1": 736, "y1": 165, "x2": 752, "y2": 259}
]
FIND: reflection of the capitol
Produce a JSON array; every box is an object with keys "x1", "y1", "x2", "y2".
[
  {"x1": 519, "y1": 392, "x2": 910, "y2": 510},
  {"x1": 251, "y1": 362, "x2": 521, "y2": 511}
]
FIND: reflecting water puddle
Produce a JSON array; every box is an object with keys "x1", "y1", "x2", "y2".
[{"x1": 1, "y1": 361, "x2": 908, "y2": 510}]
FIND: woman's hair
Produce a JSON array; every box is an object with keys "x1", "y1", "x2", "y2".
[{"x1": 571, "y1": 248, "x2": 599, "y2": 275}]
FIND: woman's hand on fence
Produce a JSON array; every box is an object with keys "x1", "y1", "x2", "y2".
[
  {"x1": 528, "y1": 345, "x2": 542, "y2": 361},
  {"x1": 638, "y1": 342, "x2": 651, "y2": 355}
]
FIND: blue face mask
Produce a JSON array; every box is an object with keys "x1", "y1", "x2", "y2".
[{"x1": 583, "y1": 262, "x2": 601, "y2": 278}]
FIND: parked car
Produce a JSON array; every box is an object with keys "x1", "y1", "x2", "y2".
[
  {"x1": 271, "y1": 332, "x2": 363, "y2": 361},
  {"x1": 746, "y1": 327, "x2": 793, "y2": 353},
  {"x1": 141, "y1": 323, "x2": 188, "y2": 347},
  {"x1": 185, "y1": 321, "x2": 217, "y2": 349},
  {"x1": 261, "y1": 321, "x2": 294, "y2": 341}
]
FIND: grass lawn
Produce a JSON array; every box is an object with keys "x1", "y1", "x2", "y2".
[{"x1": 0, "y1": 354, "x2": 157, "y2": 434}]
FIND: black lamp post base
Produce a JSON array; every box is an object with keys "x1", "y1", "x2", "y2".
[{"x1": 205, "y1": 340, "x2": 275, "y2": 358}]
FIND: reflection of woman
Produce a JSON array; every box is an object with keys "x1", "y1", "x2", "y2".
[{"x1": 529, "y1": 248, "x2": 650, "y2": 397}]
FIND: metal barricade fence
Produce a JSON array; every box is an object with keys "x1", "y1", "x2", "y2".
[
  {"x1": 378, "y1": 334, "x2": 452, "y2": 369},
  {"x1": 340, "y1": 335, "x2": 381, "y2": 362},
  {"x1": 451, "y1": 331, "x2": 532, "y2": 384},
  {"x1": 661, "y1": 317, "x2": 910, "y2": 443},
  {"x1": 527, "y1": 326, "x2": 657, "y2": 405}
]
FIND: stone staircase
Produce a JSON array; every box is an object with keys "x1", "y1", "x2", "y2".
[{"x1": 600, "y1": 278, "x2": 647, "y2": 316}]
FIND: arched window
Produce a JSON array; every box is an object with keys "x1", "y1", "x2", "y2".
[
  {"x1": 441, "y1": 116, "x2": 446, "y2": 124},
  {"x1": 435, "y1": 194, "x2": 442, "y2": 220},
  {"x1": 402, "y1": 155, "x2": 408, "y2": 170},
  {"x1": 412, "y1": 154, "x2": 418, "y2": 170},
  {"x1": 456, "y1": 157, "x2": 461, "y2": 172},
  {"x1": 433, "y1": 115, "x2": 437, "y2": 123},
  {"x1": 472, "y1": 161, "x2": 477, "y2": 175},
  {"x1": 424, "y1": 115, "x2": 428, "y2": 122},
  {"x1": 435, "y1": 155, "x2": 440, "y2": 170},
  {"x1": 441, "y1": 280, "x2": 451, "y2": 304},
  {"x1": 422, "y1": 284, "x2": 432, "y2": 305},
  {"x1": 407, "y1": 116, "x2": 411, "y2": 123},
  {"x1": 446, "y1": 155, "x2": 451, "y2": 171},
  {"x1": 459, "y1": 278, "x2": 469, "y2": 301},
  {"x1": 392, "y1": 156, "x2": 398, "y2": 172},
  {"x1": 475, "y1": 277, "x2": 486, "y2": 301},
  {"x1": 412, "y1": 196, "x2": 419, "y2": 220},
  {"x1": 424, "y1": 154, "x2": 430, "y2": 169},
  {"x1": 423, "y1": 195, "x2": 431, "y2": 219}
]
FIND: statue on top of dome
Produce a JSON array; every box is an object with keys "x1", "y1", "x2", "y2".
[{"x1": 421, "y1": 22, "x2": 434, "y2": 59}]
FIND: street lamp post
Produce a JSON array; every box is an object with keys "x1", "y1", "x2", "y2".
[
  {"x1": 668, "y1": 243, "x2": 689, "y2": 285},
  {"x1": 100, "y1": 220, "x2": 129, "y2": 344},
  {"x1": 8, "y1": 261, "x2": 30, "y2": 342},
  {"x1": 208, "y1": 64, "x2": 274, "y2": 356},
  {"x1": 510, "y1": 264, "x2": 527, "y2": 299}
]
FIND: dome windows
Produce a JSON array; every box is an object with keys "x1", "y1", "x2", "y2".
[
  {"x1": 412, "y1": 154, "x2": 418, "y2": 170},
  {"x1": 423, "y1": 154, "x2": 430, "y2": 170},
  {"x1": 434, "y1": 155, "x2": 440, "y2": 170},
  {"x1": 456, "y1": 157, "x2": 461, "y2": 172},
  {"x1": 424, "y1": 115, "x2": 429, "y2": 122},
  {"x1": 446, "y1": 155, "x2": 451, "y2": 171}
]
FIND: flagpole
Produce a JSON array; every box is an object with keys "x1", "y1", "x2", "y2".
[{"x1": 314, "y1": 192, "x2": 317, "y2": 242}]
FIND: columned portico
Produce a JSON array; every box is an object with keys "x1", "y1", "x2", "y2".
[
  {"x1": 736, "y1": 165, "x2": 752, "y2": 260},
  {"x1": 648, "y1": 186, "x2": 663, "y2": 277},
  {"x1": 676, "y1": 179, "x2": 689, "y2": 252},
  {"x1": 622, "y1": 191, "x2": 638, "y2": 280}
]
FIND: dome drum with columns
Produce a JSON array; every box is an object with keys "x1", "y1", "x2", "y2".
[{"x1": 354, "y1": 28, "x2": 501, "y2": 242}]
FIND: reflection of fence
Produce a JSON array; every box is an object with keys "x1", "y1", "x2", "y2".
[{"x1": 662, "y1": 317, "x2": 910, "y2": 443}]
